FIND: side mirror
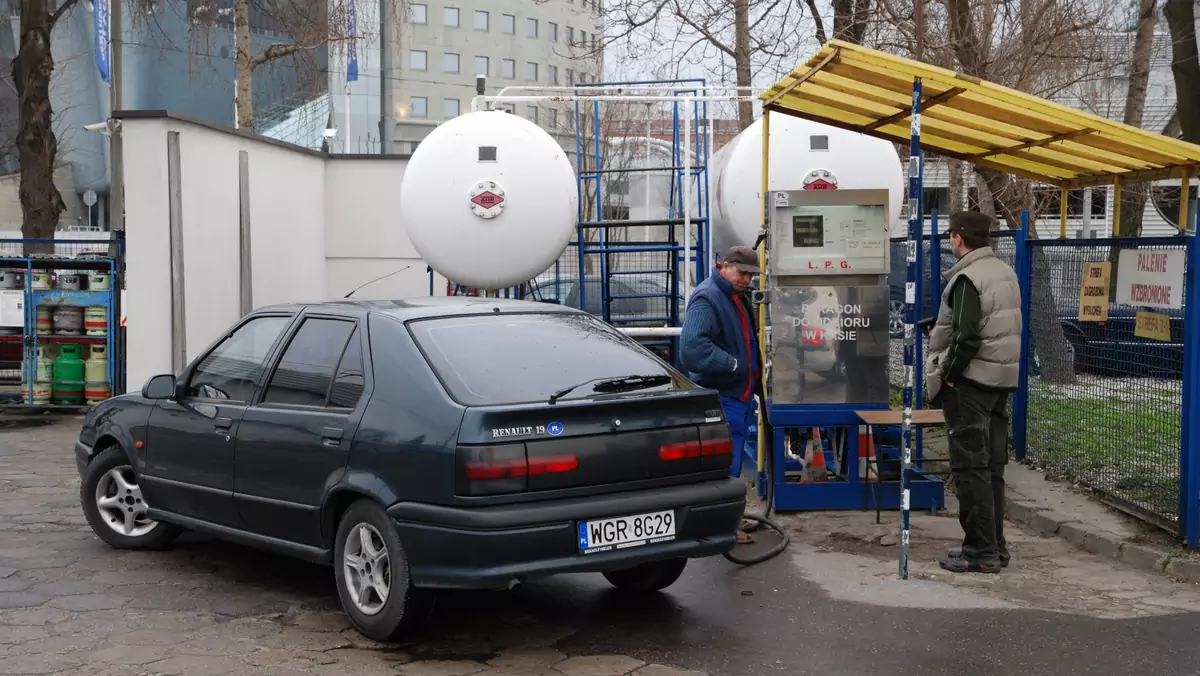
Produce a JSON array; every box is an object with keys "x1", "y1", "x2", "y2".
[{"x1": 142, "y1": 374, "x2": 178, "y2": 400}]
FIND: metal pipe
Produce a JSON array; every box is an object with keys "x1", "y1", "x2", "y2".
[
  {"x1": 645, "y1": 103, "x2": 652, "y2": 222},
  {"x1": 705, "y1": 89, "x2": 715, "y2": 271},
  {"x1": 756, "y1": 108, "x2": 771, "y2": 477},
  {"x1": 473, "y1": 94, "x2": 761, "y2": 111},
  {"x1": 683, "y1": 97, "x2": 692, "y2": 307},
  {"x1": 167, "y1": 131, "x2": 187, "y2": 373}
]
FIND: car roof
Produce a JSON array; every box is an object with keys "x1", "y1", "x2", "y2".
[{"x1": 253, "y1": 296, "x2": 586, "y2": 322}]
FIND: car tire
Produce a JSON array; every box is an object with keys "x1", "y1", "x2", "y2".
[
  {"x1": 80, "y1": 445, "x2": 182, "y2": 550},
  {"x1": 333, "y1": 499, "x2": 434, "y2": 642},
  {"x1": 602, "y1": 557, "x2": 688, "y2": 593}
]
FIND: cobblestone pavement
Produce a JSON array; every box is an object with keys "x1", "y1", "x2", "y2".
[
  {"x1": 0, "y1": 417, "x2": 709, "y2": 676},
  {"x1": 4, "y1": 416, "x2": 1200, "y2": 676}
]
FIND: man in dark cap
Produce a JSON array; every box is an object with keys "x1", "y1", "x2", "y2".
[
  {"x1": 925, "y1": 212, "x2": 1022, "y2": 573},
  {"x1": 680, "y1": 245, "x2": 762, "y2": 545}
]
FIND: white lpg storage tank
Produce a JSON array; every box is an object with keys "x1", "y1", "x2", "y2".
[
  {"x1": 398, "y1": 110, "x2": 579, "y2": 290},
  {"x1": 710, "y1": 114, "x2": 905, "y2": 258}
]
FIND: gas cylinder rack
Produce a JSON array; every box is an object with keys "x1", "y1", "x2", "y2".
[{"x1": 0, "y1": 244, "x2": 118, "y2": 410}]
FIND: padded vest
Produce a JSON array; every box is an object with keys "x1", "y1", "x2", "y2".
[{"x1": 927, "y1": 246, "x2": 1023, "y2": 391}]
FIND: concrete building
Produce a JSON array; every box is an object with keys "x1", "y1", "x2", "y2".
[{"x1": 377, "y1": 0, "x2": 605, "y2": 155}]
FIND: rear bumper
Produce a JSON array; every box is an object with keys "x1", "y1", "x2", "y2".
[{"x1": 386, "y1": 478, "x2": 747, "y2": 590}]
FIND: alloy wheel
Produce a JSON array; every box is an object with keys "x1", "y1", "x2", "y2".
[
  {"x1": 343, "y1": 522, "x2": 391, "y2": 616},
  {"x1": 94, "y1": 466, "x2": 157, "y2": 537}
]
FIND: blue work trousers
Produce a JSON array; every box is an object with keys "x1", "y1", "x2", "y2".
[{"x1": 720, "y1": 395, "x2": 756, "y2": 480}]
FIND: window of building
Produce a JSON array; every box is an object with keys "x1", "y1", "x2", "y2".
[
  {"x1": 501, "y1": 59, "x2": 515, "y2": 79},
  {"x1": 567, "y1": 68, "x2": 574, "y2": 85},
  {"x1": 409, "y1": 49, "x2": 427, "y2": 70},
  {"x1": 444, "y1": 99, "x2": 461, "y2": 119},
  {"x1": 444, "y1": 52, "x2": 460, "y2": 73},
  {"x1": 567, "y1": 26, "x2": 574, "y2": 44},
  {"x1": 526, "y1": 106, "x2": 539, "y2": 124},
  {"x1": 474, "y1": 9, "x2": 488, "y2": 30},
  {"x1": 443, "y1": 7, "x2": 459, "y2": 27},
  {"x1": 548, "y1": 65, "x2": 558, "y2": 85},
  {"x1": 410, "y1": 97, "x2": 428, "y2": 117},
  {"x1": 526, "y1": 17, "x2": 538, "y2": 37},
  {"x1": 409, "y1": 3, "x2": 427, "y2": 24},
  {"x1": 475, "y1": 55, "x2": 489, "y2": 76},
  {"x1": 526, "y1": 62, "x2": 538, "y2": 81},
  {"x1": 408, "y1": 140, "x2": 422, "y2": 153},
  {"x1": 580, "y1": 30, "x2": 587, "y2": 47},
  {"x1": 501, "y1": 13, "x2": 515, "y2": 34},
  {"x1": 549, "y1": 22, "x2": 558, "y2": 42},
  {"x1": 549, "y1": 109, "x2": 558, "y2": 127}
]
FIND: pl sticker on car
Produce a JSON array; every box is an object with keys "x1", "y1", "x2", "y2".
[{"x1": 547, "y1": 422, "x2": 564, "y2": 436}]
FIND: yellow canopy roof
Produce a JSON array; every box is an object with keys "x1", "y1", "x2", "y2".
[{"x1": 760, "y1": 40, "x2": 1200, "y2": 189}]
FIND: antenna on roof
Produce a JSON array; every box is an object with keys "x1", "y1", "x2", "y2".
[{"x1": 343, "y1": 265, "x2": 412, "y2": 298}]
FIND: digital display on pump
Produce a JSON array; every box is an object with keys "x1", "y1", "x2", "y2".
[{"x1": 792, "y1": 215, "x2": 824, "y2": 248}]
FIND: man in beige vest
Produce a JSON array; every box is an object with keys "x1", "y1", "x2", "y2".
[{"x1": 925, "y1": 212, "x2": 1022, "y2": 574}]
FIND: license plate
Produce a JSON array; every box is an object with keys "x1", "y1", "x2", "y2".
[{"x1": 577, "y1": 510, "x2": 676, "y2": 554}]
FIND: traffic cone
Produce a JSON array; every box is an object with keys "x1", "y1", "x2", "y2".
[
  {"x1": 858, "y1": 425, "x2": 880, "y2": 482},
  {"x1": 801, "y1": 427, "x2": 828, "y2": 482}
]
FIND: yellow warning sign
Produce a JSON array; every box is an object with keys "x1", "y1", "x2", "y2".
[
  {"x1": 1134, "y1": 311, "x2": 1172, "y2": 342},
  {"x1": 1077, "y1": 262, "x2": 1111, "y2": 322}
]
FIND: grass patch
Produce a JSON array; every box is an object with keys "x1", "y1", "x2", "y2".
[{"x1": 1026, "y1": 380, "x2": 1181, "y2": 520}]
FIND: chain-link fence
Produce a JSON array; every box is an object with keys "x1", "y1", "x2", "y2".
[{"x1": 1019, "y1": 236, "x2": 1187, "y2": 530}]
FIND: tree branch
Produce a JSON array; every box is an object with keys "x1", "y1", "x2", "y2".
[{"x1": 50, "y1": 0, "x2": 80, "y2": 26}]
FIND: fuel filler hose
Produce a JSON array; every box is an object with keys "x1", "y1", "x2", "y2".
[{"x1": 721, "y1": 420, "x2": 791, "y2": 566}]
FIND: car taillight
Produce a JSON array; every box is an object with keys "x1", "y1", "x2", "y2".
[
  {"x1": 457, "y1": 445, "x2": 578, "y2": 496},
  {"x1": 659, "y1": 440, "x2": 700, "y2": 460},
  {"x1": 660, "y1": 438, "x2": 732, "y2": 460},
  {"x1": 701, "y1": 438, "x2": 733, "y2": 456},
  {"x1": 465, "y1": 455, "x2": 578, "y2": 478}
]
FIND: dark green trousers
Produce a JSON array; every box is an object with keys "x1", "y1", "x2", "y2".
[{"x1": 941, "y1": 381, "x2": 1010, "y2": 564}]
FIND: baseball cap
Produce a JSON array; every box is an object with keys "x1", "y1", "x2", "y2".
[
  {"x1": 947, "y1": 211, "x2": 995, "y2": 238},
  {"x1": 722, "y1": 245, "x2": 762, "y2": 274}
]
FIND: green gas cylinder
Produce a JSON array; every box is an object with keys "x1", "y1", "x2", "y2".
[{"x1": 53, "y1": 344, "x2": 85, "y2": 405}]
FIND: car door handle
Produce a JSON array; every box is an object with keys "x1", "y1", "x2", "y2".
[
  {"x1": 322, "y1": 427, "x2": 344, "y2": 446},
  {"x1": 214, "y1": 417, "x2": 233, "y2": 442}
]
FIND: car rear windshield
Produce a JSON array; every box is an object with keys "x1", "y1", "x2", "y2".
[{"x1": 407, "y1": 312, "x2": 691, "y2": 406}]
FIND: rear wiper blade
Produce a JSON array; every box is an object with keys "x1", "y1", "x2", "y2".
[{"x1": 548, "y1": 374, "x2": 672, "y2": 405}]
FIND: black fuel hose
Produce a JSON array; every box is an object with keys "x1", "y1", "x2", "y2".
[{"x1": 721, "y1": 419, "x2": 791, "y2": 566}]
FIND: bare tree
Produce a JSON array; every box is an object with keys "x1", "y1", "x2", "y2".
[
  {"x1": 1112, "y1": 0, "x2": 1158, "y2": 237},
  {"x1": 600, "y1": 0, "x2": 827, "y2": 129},
  {"x1": 12, "y1": 0, "x2": 79, "y2": 241},
  {"x1": 1163, "y1": 0, "x2": 1198, "y2": 143},
  {"x1": 185, "y1": 0, "x2": 385, "y2": 131}
]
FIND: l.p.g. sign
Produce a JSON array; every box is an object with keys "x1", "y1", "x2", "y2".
[{"x1": 1115, "y1": 249, "x2": 1185, "y2": 310}]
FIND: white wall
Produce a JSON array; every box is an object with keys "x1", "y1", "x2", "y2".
[
  {"x1": 121, "y1": 114, "x2": 434, "y2": 393},
  {"x1": 324, "y1": 159, "x2": 449, "y2": 299}
]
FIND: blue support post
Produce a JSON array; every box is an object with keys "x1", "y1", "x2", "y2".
[
  {"x1": 1012, "y1": 211, "x2": 1032, "y2": 460},
  {"x1": 1181, "y1": 223, "x2": 1200, "y2": 548},
  {"x1": 573, "y1": 98, "x2": 588, "y2": 314},
  {"x1": 914, "y1": 145, "x2": 926, "y2": 467},
  {"x1": 900, "y1": 77, "x2": 922, "y2": 580}
]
